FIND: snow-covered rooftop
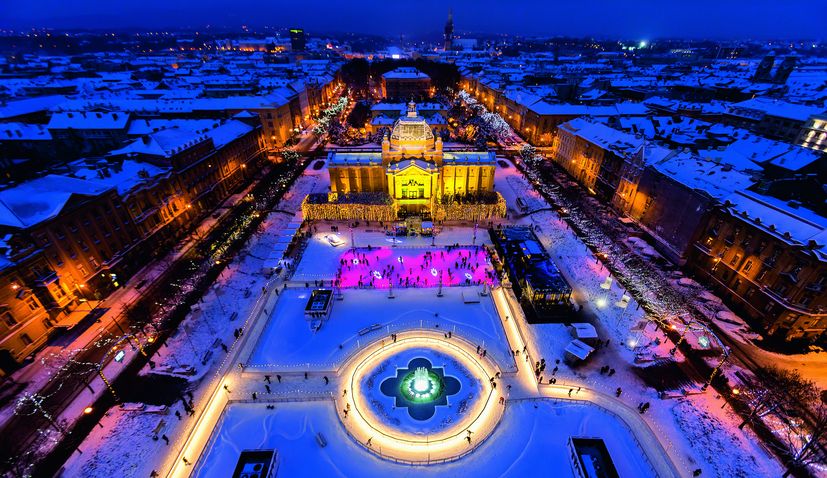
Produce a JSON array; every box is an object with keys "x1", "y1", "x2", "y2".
[
  {"x1": 0, "y1": 122, "x2": 52, "y2": 141},
  {"x1": 0, "y1": 175, "x2": 111, "y2": 229},
  {"x1": 47, "y1": 111, "x2": 130, "y2": 130},
  {"x1": 71, "y1": 160, "x2": 171, "y2": 196},
  {"x1": 727, "y1": 98, "x2": 824, "y2": 122},
  {"x1": 723, "y1": 191, "x2": 827, "y2": 256},
  {"x1": 382, "y1": 67, "x2": 430, "y2": 80}
]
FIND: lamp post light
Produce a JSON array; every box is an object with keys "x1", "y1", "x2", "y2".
[
  {"x1": 74, "y1": 283, "x2": 93, "y2": 310},
  {"x1": 84, "y1": 406, "x2": 104, "y2": 428},
  {"x1": 721, "y1": 387, "x2": 740, "y2": 409},
  {"x1": 669, "y1": 318, "x2": 694, "y2": 356}
]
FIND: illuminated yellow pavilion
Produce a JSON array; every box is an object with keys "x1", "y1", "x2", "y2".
[{"x1": 326, "y1": 102, "x2": 498, "y2": 218}]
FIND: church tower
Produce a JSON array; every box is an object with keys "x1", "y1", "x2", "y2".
[
  {"x1": 752, "y1": 54, "x2": 775, "y2": 82},
  {"x1": 443, "y1": 10, "x2": 454, "y2": 51}
]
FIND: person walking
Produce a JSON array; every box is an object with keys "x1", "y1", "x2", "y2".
[{"x1": 161, "y1": 434, "x2": 169, "y2": 445}]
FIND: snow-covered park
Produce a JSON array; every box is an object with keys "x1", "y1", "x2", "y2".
[
  {"x1": 62, "y1": 156, "x2": 787, "y2": 478},
  {"x1": 247, "y1": 286, "x2": 514, "y2": 371},
  {"x1": 194, "y1": 399, "x2": 660, "y2": 478}
]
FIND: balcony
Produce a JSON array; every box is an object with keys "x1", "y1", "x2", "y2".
[
  {"x1": 805, "y1": 282, "x2": 825, "y2": 293},
  {"x1": 34, "y1": 270, "x2": 59, "y2": 286},
  {"x1": 780, "y1": 271, "x2": 800, "y2": 284}
]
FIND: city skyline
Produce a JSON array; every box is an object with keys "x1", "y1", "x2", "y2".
[
  {"x1": 1, "y1": 4, "x2": 826, "y2": 478},
  {"x1": 2, "y1": 0, "x2": 825, "y2": 40}
]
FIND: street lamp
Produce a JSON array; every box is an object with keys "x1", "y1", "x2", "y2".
[
  {"x1": 721, "y1": 387, "x2": 740, "y2": 409},
  {"x1": 74, "y1": 283, "x2": 93, "y2": 310}
]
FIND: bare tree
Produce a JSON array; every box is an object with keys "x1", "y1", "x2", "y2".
[
  {"x1": 738, "y1": 366, "x2": 816, "y2": 430},
  {"x1": 775, "y1": 398, "x2": 827, "y2": 477}
]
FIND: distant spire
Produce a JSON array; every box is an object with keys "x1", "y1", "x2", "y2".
[{"x1": 444, "y1": 9, "x2": 454, "y2": 51}]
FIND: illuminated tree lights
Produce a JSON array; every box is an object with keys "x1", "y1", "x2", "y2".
[
  {"x1": 313, "y1": 96, "x2": 349, "y2": 136},
  {"x1": 302, "y1": 192, "x2": 505, "y2": 222}
]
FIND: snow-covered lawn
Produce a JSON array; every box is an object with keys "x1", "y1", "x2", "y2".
[
  {"x1": 496, "y1": 158, "x2": 786, "y2": 476},
  {"x1": 668, "y1": 398, "x2": 783, "y2": 478},
  {"x1": 248, "y1": 287, "x2": 513, "y2": 370},
  {"x1": 194, "y1": 399, "x2": 659, "y2": 478}
]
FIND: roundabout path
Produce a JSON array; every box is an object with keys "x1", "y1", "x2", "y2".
[
  {"x1": 336, "y1": 330, "x2": 506, "y2": 464},
  {"x1": 167, "y1": 283, "x2": 683, "y2": 478}
]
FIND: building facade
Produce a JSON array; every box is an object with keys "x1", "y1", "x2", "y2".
[
  {"x1": 381, "y1": 68, "x2": 432, "y2": 101},
  {"x1": 308, "y1": 102, "x2": 502, "y2": 221},
  {"x1": 688, "y1": 191, "x2": 827, "y2": 342}
]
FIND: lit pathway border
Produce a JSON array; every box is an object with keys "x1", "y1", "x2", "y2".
[
  {"x1": 336, "y1": 330, "x2": 506, "y2": 463},
  {"x1": 538, "y1": 384, "x2": 682, "y2": 478},
  {"x1": 166, "y1": 285, "x2": 684, "y2": 477}
]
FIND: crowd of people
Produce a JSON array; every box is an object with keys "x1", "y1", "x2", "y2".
[{"x1": 333, "y1": 246, "x2": 497, "y2": 289}]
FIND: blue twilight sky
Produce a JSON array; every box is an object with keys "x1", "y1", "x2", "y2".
[{"x1": 1, "y1": 0, "x2": 823, "y2": 39}]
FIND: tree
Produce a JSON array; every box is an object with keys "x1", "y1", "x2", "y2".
[
  {"x1": 346, "y1": 101, "x2": 371, "y2": 129},
  {"x1": 520, "y1": 144, "x2": 537, "y2": 164},
  {"x1": 776, "y1": 398, "x2": 827, "y2": 476},
  {"x1": 281, "y1": 149, "x2": 300, "y2": 164},
  {"x1": 738, "y1": 366, "x2": 815, "y2": 430},
  {"x1": 340, "y1": 58, "x2": 369, "y2": 98}
]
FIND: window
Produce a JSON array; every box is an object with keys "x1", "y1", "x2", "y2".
[
  {"x1": 20, "y1": 334, "x2": 33, "y2": 346},
  {"x1": 26, "y1": 296, "x2": 39, "y2": 311},
  {"x1": 3, "y1": 312, "x2": 17, "y2": 328},
  {"x1": 78, "y1": 265, "x2": 88, "y2": 277},
  {"x1": 730, "y1": 254, "x2": 741, "y2": 266},
  {"x1": 743, "y1": 260, "x2": 753, "y2": 272}
]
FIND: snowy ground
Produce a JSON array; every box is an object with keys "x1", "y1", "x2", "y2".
[
  {"x1": 248, "y1": 287, "x2": 514, "y2": 371},
  {"x1": 60, "y1": 168, "x2": 327, "y2": 478},
  {"x1": 495, "y1": 157, "x2": 784, "y2": 478},
  {"x1": 63, "y1": 155, "x2": 787, "y2": 478},
  {"x1": 194, "y1": 400, "x2": 659, "y2": 478}
]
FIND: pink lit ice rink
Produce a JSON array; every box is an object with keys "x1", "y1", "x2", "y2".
[{"x1": 334, "y1": 247, "x2": 497, "y2": 289}]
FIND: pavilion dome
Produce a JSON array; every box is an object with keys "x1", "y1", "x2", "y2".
[{"x1": 389, "y1": 102, "x2": 434, "y2": 150}]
